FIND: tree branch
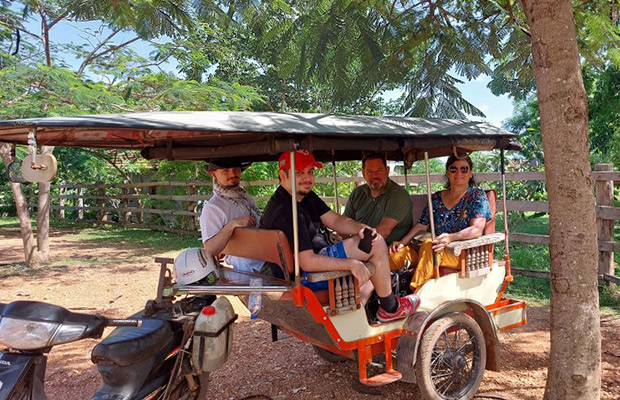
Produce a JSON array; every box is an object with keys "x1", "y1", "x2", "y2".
[
  {"x1": 2, "y1": 86, "x2": 34, "y2": 107},
  {"x1": 506, "y1": 0, "x2": 531, "y2": 37},
  {"x1": 76, "y1": 36, "x2": 140, "y2": 77},
  {"x1": 0, "y1": 76, "x2": 47, "y2": 108},
  {"x1": 76, "y1": 29, "x2": 121, "y2": 77},
  {"x1": 79, "y1": 148, "x2": 136, "y2": 184},
  {"x1": 135, "y1": 43, "x2": 181, "y2": 70},
  {"x1": 110, "y1": 103, "x2": 136, "y2": 112},
  {"x1": 0, "y1": 21, "x2": 42, "y2": 41},
  {"x1": 37, "y1": 8, "x2": 52, "y2": 66},
  {"x1": 48, "y1": 9, "x2": 70, "y2": 29},
  {"x1": 394, "y1": 1, "x2": 429, "y2": 21}
]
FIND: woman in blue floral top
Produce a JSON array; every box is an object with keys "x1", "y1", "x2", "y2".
[{"x1": 389, "y1": 155, "x2": 491, "y2": 289}]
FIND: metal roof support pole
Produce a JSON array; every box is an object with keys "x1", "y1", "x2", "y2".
[
  {"x1": 501, "y1": 149, "x2": 512, "y2": 280},
  {"x1": 331, "y1": 151, "x2": 339, "y2": 212},
  {"x1": 403, "y1": 160, "x2": 410, "y2": 192},
  {"x1": 423, "y1": 152, "x2": 438, "y2": 276},
  {"x1": 290, "y1": 151, "x2": 301, "y2": 281}
]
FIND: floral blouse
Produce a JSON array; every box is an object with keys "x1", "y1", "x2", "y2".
[{"x1": 418, "y1": 186, "x2": 491, "y2": 234}]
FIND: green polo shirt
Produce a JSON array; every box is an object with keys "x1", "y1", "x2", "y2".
[{"x1": 344, "y1": 179, "x2": 413, "y2": 244}]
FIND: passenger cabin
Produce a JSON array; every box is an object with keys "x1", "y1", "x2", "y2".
[{"x1": 221, "y1": 188, "x2": 505, "y2": 316}]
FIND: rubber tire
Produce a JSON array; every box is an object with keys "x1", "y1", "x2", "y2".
[
  {"x1": 312, "y1": 344, "x2": 351, "y2": 363},
  {"x1": 414, "y1": 313, "x2": 486, "y2": 400}
]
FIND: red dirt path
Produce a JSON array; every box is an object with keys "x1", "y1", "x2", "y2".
[{"x1": 1, "y1": 225, "x2": 619, "y2": 399}]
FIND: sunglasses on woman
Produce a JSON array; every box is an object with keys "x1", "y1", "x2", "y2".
[{"x1": 448, "y1": 165, "x2": 470, "y2": 173}]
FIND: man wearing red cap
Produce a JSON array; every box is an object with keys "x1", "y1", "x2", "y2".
[{"x1": 260, "y1": 150, "x2": 420, "y2": 323}]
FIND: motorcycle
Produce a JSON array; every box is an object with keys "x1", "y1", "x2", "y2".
[{"x1": 0, "y1": 254, "x2": 235, "y2": 400}]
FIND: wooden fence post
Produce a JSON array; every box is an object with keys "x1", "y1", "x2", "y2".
[
  {"x1": 98, "y1": 187, "x2": 107, "y2": 222},
  {"x1": 595, "y1": 163, "x2": 615, "y2": 283},
  {"x1": 77, "y1": 187, "x2": 84, "y2": 220},
  {"x1": 185, "y1": 182, "x2": 197, "y2": 231},
  {"x1": 122, "y1": 186, "x2": 131, "y2": 225},
  {"x1": 137, "y1": 186, "x2": 144, "y2": 224},
  {"x1": 58, "y1": 185, "x2": 65, "y2": 219}
]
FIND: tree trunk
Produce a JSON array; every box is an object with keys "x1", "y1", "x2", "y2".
[
  {"x1": 36, "y1": 146, "x2": 53, "y2": 263},
  {"x1": 519, "y1": 1, "x2": 601, "y2": 399},
  {"x1": 0, "y1": 144, "x2": 42, "y2": 267}
]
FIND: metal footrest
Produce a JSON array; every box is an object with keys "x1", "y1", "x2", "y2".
[{"x1": 360, "y1": 370, "x2": 402, "y2": 387}]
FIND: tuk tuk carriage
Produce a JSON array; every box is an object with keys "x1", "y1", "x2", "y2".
[{"x1": 0, "y1": 111, "x2": 527, "y2": 400}]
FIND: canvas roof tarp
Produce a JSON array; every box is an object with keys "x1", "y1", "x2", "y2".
[{"x1": 0, "y1": 111, "x2": 520, "y2": 162}]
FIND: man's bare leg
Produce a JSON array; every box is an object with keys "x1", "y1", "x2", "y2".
[
  {"x1": 341, "y1": 235, "x2": 420, "y2": 322},
  {"x1": 359, "y1": 281, "x2": 374, "y2": 305},
  {"x1": 341, "y1": 235, "x2": 392, "y2": 297}
]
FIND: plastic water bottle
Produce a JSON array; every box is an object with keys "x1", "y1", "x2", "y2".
[{"x1": 248, "y1": 277, "x2": 262, "y2": 320}]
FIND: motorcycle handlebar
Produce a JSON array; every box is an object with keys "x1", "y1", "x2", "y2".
[{"x1": 106, "y1": 318, "x2": 142, "y2": 327}]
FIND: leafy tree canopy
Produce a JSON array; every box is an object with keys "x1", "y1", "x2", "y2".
[{"x1": 505, "y1": 65, "x2": 620, "y2": 170}]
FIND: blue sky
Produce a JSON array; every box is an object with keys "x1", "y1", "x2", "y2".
[{"x1": 456, "y1": 76, "x2": 514, "y2": 128}]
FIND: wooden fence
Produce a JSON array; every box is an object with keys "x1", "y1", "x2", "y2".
[{"x1": 1, "y1": 165, "x2": 618, "y2": 284}]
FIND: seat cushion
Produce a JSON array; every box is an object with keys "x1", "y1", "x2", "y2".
[{"x1": 91, "y1": 318, "x2": 172, "y2": 366}]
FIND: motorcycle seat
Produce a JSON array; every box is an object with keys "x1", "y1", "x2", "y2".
[{"x1": 91, "y1": 318, "x2": 172, "y2": 366}]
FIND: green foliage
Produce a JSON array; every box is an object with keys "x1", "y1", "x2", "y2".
[
  {"x1": 189, "y1": 0, "x2": 493, "y2": 116},
  {"x1": 0, "y1": 2, "x2": 265, "y2": 217},
  {"x1": 504, "y1": 65, "x2": 620, "y2": 170},
  {"x1": 116, "y1": 73, "x2": 264, "y2": 111},
  {"x1": 587, "y1": 66, "x2": 620, "y2": 169},
  {"x1": 0, "y1": 61, "x2": 125, "y2": 119},
  {"x1": 488, "y1": 0, "x2": 620, "y2": 100},
  {"x1": 18, "y1": 0, "x2": 194, "y2": 39}
]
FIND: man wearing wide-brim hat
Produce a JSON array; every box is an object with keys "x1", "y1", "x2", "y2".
[{"x1": 200, "y1": 159, "x2": 263, "y2": 272}]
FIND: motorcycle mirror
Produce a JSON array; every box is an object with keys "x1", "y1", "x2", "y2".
[
  {"x1": 21, "y1": 153, "x2": 57, "y2": 183},
  {"x1": 6, "y1": 160, "x2": 27, "y2": 183}
]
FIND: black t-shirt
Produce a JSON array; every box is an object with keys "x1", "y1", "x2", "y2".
[{"x1": 260, "y1": 186, "x2": 331, "y2": 254}]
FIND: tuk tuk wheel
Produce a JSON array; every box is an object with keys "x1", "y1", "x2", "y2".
[
  {"x1": 414, "y1": 313, "x2": 486, "y2": 400},
  {"x1": 312, "y1": 345, "x2": 350, "y2": 363}
]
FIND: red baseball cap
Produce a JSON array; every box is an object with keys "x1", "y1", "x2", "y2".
[{"x1": 278, "y1": 150, "x2": 323, "y2": 171}]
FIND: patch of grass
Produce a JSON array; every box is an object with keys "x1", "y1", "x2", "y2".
[
  {"x1": 56, "y1": 257, "x2": 102, "y2": 264},
  {"x1": 510, "y1": 244, "x2": 550, "y2": 271},
  {"x1": 513, "y1": 214, "x2": 549, "y2": 235},
  {"x1": 506, "y1": 276, "x2": 620, "y2": 314},
  {"x1": 495, "y1": 214, "x2": 551, "y2": 271},
  {"x1": 496, "y1": 213, "x2": 549, "y2": 236},
  {"x1": 63, "y1": 225, "x2": 199, "y2": 251},
  {"x1": 495, "y1": 242, "x2": 550, "y2": 271},
  {"x1": 496, "y1": 213, "x2": 620, "y2": 314},
  {"x1": 0, "y1": 262, "x2": 68, "y2": 279},
  {"x1": 505, "y1": 275, "x2": 550, "y2": 307},
  {"x1": 600, "y1": 285, "x2": 620, "y2": 314},
  {"x1": 0, "y1": 217, "x2": 21, "y2": 229}
]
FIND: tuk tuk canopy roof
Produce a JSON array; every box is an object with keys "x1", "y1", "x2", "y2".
[{"x1": 0, "y1": 111, "x2": 520, "y2": 162}]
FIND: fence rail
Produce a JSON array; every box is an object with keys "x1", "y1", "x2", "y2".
[{"x1": 1, "y1": 166, "x2": 618, "y2": 283}]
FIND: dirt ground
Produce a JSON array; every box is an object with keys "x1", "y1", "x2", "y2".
[{"x1": 1, "y1": 225, "x2": 619, "y2": 400}]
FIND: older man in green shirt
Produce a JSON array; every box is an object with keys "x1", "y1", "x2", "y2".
[{"x1": 344, "y1": 152, "x2": 413, "y2": 246}]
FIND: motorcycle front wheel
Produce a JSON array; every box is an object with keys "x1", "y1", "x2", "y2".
[{"x1": 165, "y1": 370, "x2": 209, "y2": 400}]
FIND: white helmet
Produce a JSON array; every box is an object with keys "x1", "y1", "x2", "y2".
[{"x1": 174, "y1": 248, "x2": 220, "y2": 285}]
